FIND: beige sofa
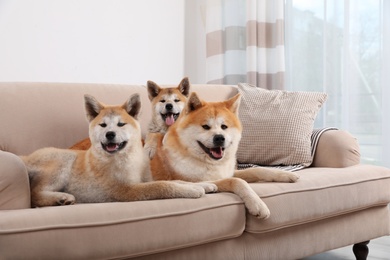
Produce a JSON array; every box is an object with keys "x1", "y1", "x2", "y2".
[{"x1": 0, "y1": 82, "x2": 389, "y2": 260}]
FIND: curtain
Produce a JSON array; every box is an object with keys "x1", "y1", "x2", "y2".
[
  {"x1": 284, "y1": 0, "x2": 389, "y2": 167},
  {"x1": 205, "y1": 0, "x2": 285, "y2": 89}
]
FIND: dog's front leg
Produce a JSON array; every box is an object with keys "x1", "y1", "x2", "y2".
[
  {"x1": 110, "y1": 181, "x2": 212, "y2": 201},
  {"x1": 212, "y1": 178, "x2": 270, "y2": 219},
  {"x1": 31, "y1": 190, "x2": 76, "y2": 207},
  {"x1": 171, "y1": 180, "x2": 218, "y2": 193},
  {"x1": 144, "y1": 133, "x2": 164, "y2": 159},
  {"x1": 234, "y1": 168, "x2": 300, "y2": 183}
]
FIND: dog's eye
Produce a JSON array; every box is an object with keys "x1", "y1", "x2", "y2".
[
  {"x1": 174, "y1": 99, "x2": 180, "y2": 102},
  {"x1": 202, "y1": 125, "x2": 211, "y2": 130},
  {"x1": 117, "y1": 122, "x2": 126, "y2": 127},
  {"x1": 221, "y1": 124, "x2": 228, "y2": 130},
  {"x1": 100, "y1": 123, "x2": 107, "y2": 128},
  {"x1": 160, "y1": 100, "x2": 166, "y2": 103}
]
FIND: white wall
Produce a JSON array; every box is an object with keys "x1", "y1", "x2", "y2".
[
  {"x1": 184, "y1": 0, "x2": 207, "y2": 84},
  {"x1": 0, "y1": 0, "x2": 187, "y2": 85}
]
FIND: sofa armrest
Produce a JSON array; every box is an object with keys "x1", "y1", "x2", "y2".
[
  {"x1": 311, "y1": 130, "x2": 360, "y2": 168},
  {"x1": 0, "y1": 150, "x2": 31, "y2": 209}
]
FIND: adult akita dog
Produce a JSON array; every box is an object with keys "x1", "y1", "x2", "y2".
[
  {"x1": 22, "y1": 94, "x2": 216, "y2": 208},
  {"x1": 144, "y1": 77, "x2": 190, "y2": 159},
  {"x1": 150, "y1": 92, "x2": 300, "y2": 219}
]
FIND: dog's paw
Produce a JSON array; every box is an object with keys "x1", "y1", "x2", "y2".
[
  {"x1": 254, "y1": 206, "x2": 271, "y2": 219},
  {"x1": 186, "y1": 185, "x2": 206, "y2": 198},
  {"x1": 144, "y1": 143, "x2": 157, "y2": 159},
  {"x1": 246, "y1": 199, "x2": 271, "y2": 219},
  {"x1": 275, "y1": 172, "x2": 300, "y2": 183},
  {"x1": 56, "y1": 194, "x2": 76, "y2": 206},
  {"x1": 241, "y1": 192, "x2": 271, "y2": 219},
  {"x1": 144, "y1": 133, "x2": 164, "y2": 160},
  {"x1": 194, "y1": 182, "x2": 218, "y2": 193}
]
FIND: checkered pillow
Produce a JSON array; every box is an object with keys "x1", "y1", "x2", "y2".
[{"x1": 237, "y1": 83, "x2": 327, "y2": 166}]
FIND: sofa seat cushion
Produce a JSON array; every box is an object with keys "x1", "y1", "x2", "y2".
[
  {"x1": 0, "y1": 193, "x2": 245, "y2": 259},
  {"x1": 246, "y1": 164, "x2": 390, "y2": 233}
]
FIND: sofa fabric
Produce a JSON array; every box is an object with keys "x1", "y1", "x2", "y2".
[
  {"x1": 137, "y1": 206, "x2": 390, "y2": 260},
  {"x1": 0, "y1": 82, "x2": 389, "y2": 260},
  {"x1": 0, "y1": 151, "x2": 30, "y2": 210},
  {"x1": 0, "y1": 82, "x2": 151, "y2": 155},
  {"x1": 312, "y1": 129, "x2": 361, "y2": 167},
  {"x1": 245, "y1": 165, "x2": 390, "y2": 233},
  {"x1": 0, "y1": 194, "x2": 245, "y2": 259}
]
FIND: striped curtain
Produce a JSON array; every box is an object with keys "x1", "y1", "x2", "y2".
[{"x1": 205, "y1": 0, "x2": 285, "y2": 89}]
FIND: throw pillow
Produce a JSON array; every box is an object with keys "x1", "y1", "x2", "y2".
[{"x1": 237, "y1": 83, "x2": 328, "y2": 166}]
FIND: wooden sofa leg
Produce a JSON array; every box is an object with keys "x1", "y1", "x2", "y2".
[{"x1": 353, "y1": 240, "x2": 370, "y2": 260}]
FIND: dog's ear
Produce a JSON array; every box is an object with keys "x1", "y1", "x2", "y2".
[
  {"x1": 178, "y1": 77, "x2": 190, "y2": 97},
  {"x1": 225, "y1": 93, "x2": 241, "y2": 115},
  {"x1": 185, "y1": 92, "x2": 203, "y2": 114},
  {"x1": 84, "y1": 94, "x2": 105, "y2": 122},
  {"x1": 123, "y1": 94, "x2": 141, "y2": 119},
  {"x1": 147, "y1": 80, "x2": 161, "y2": 101}
]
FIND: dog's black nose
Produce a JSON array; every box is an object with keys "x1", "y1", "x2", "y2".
[
  {"x1": 213, "y1": 134, "x2": 225, "y2": 146},
  {"x1": 165, "y1": 103, "x2": 173, "y2": 111},
  {"x1": 106, "y1": 131, "x2": 116, "y2": 141}
]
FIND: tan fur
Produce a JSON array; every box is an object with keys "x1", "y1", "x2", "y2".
[
  {"x1": 22, "y1": 94, "x2": 216, "y2": 207},
  {"x1": 144, "y1": 77, "x2": 190, "y2": 159},
  {"x1": 150, "y1": 92, "x2": 300, "y2": 219},
  {"x1": 69, "y1": 137, "x2": 91, "y2": 150}
]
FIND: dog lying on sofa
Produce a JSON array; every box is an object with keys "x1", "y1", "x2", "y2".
[
  {"x1": 150, "y1": 91, "x2": 299, "y2": 219},
  {"x1": 21, "y1": 93, "x2": 217, "y2": 207}
]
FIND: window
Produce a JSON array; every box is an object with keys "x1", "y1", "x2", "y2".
[{"x1": 285, "y1": 0, "x2": 389, "y2": 166}]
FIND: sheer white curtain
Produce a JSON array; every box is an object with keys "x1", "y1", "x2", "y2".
[{"x1": 285, "y1": 0, "x2": 389, "y2": 167}]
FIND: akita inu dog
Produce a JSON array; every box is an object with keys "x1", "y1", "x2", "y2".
[
  {"x1": 144, "y1": 77, "x2": 190, "y2": 159},
  {"x1": 147, "y1": 77, "x2": 190, "y2": 133},
  {"x1": 22, "y1": 94, "x2": 216, "y2": 207},
  {"x1": 150, "y1": 92, "x2": 300, "y2": 219}
]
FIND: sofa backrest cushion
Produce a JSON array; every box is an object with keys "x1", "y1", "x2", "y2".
[
  {"x1": 0, "y1": 82, "x2": 237, "y2": 155},
  {"x1": 0, "y1": 82, "x2": 151, "y2": 155}
]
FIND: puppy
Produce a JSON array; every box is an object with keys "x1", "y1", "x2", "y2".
[
  {"x1": 144, "y1": 77, "x2": 190, "y2": 158},
  {"x1": 150, "y1": 92, "x2": 300, "y2": 219},
  {"x1": 22, "y1": 94, "x2": 216, "y2": 207},
  {"x1": 147, "y1": 77, "x2": 190, "y2": 133}
]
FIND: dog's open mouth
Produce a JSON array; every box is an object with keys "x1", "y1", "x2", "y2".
[
  {"x1": 197, "y1": 141, "x2": 225, "y2": 160},
  {"x1": 101, "y1": 142, "x2": 127, "y2": 153},
  {"x1": 161, "y1": 113, "x2": 180, "y2": 126}
]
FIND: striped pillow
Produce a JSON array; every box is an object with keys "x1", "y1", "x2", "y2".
[{"x1": 237, "y1": 83, "x2": 327, "y2": 166}]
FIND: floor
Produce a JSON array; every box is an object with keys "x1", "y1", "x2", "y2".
[{"x1": 301, "y1": 235, "x2": 390, "y2": 260}]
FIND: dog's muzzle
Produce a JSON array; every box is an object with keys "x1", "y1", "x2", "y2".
[
  {"x1": 197, "y1": 141, "x2": 225, "y2": 160},
  {"x1": 101, "y1": 131, "x2": 127, "y2": 153},
  {"x1": 161, "y1": 112, "x2": 179, "y2": 126},
  {"x1": 101, "y1": 141, "x2": 127, "y2": 153}
]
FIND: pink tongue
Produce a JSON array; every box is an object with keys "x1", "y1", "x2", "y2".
[
  {"x1": 106, "y1": 143, "x2": 118, "y2": 152},
  {"x1": 211, "y1": 147, "x2": 223, "y2": 159},
  {"x1": 165, "y1": 115, "x2": 175, "y2": 126}
]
